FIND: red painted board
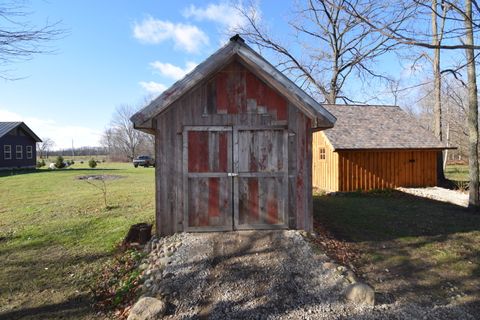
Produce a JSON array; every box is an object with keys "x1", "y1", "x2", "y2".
[
  {"x1": 188, "y1": 131, "x2": 209, "y2": 172},
  {"x1": 208, "y1": 178, "x2": 220, "y2": 217},
  {"x1": 267, "y1": 197, "x2": 278, "y2": 224},
  {"x1": 218, "y1": 132, "x2": 228, "y2": 172}
]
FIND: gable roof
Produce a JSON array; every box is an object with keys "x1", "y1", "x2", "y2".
[
  {"x1": 131, "y1": 35, "x2": 336, "y2": 131},
  {"x1": 0, "y1": 122, "x2": 42, "y2": 142},
  {"x1": 322, "y1": 104, "x2": 449, "y2": 150}
]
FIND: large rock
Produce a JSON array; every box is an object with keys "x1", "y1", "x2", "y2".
[
  {"x1": 127, "y1": 297, "x2": 166, "y2": 320},
  {"x1": 345, "y1": 282, "x2": 375, "y2": 306}
]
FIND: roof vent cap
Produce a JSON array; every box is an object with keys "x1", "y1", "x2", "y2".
[{"x1": 230, "y1": 34, "x2": 245, "y2": 43}]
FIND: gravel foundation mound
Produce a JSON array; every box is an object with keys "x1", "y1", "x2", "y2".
[{"x1": 134, "y1": 230, "x2": 477, "y2": 319}]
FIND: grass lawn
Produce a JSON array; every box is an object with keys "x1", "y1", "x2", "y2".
[
  {"x1": 313, "y1": 191, "x2": 480, "y2": 310},
  {"x1": 0, "y1": 162, "x2": 154, "y2": 319},
  {"x1": 445, "y1": 164, "x2": 469, "y2": 182}
]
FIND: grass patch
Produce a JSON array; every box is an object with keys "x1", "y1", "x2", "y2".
[
  {"x1": 313, "y1": 191, "x2": 480, "y2": 306},
  {"x1": 445, "y1": 164, "x2": 468, "y2": 182},
  {"x1": 0, "y1": 162, "x2": 154, "y2": 319}
]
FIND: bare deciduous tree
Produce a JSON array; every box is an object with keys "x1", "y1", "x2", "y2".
[
  {"x1": 100, "y1": 128, "x2": 114, "y2": 158},
  {"x1": 37, "y1": 137, "x2": 55, "y2": 159},
  {"x1": 0, "y1": 1, "x2": 64, "y2": 79},
  {"x1": 110, "y1": 105, "x2": 145, "y2": 161},
  {"x1": 464, "y1": 0, "x2": 479, "y2": 207},
  {"x1": 235, "y1": 0, "x2": 396, "y2": 103},
  {"x1": 102, "y1": 104, "x2": 154, "y2": 162},
  {"x1": 339, "y1": 0, "x2": 480, "y2": 207}
]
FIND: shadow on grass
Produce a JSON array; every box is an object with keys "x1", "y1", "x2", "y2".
[
  {"x1": 313, "y1": 190, "x2": 480, "y2": 307},
  {"x1": 0, "y1": 248, "x2": 110, "y2": 319},
  {"x1": 0, "y1": 168, "x2": 120, "y2": 178},
  {"x1": 0, "y1": 293, "x2": 92, "y2": 320},
  {"x1": 314, "y1": 190, "x2": 480, "y2": 242},
  {"x1": 439, "y1": 178, "x2": 469, "y2": 191}
]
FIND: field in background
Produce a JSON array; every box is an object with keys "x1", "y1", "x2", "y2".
[
  {"x1": 0, "y1": 162, "x2": 154, "y2": 319},
  {"x1": 39, "y1": 155, "x2": 109, "y2": 164},
  {"x1": 445, "y1": 164, "x2": 469, "y2": 182}
]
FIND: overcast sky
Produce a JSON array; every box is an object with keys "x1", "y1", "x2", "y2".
[{"x1": 0, "y1": 1, "x2": 443, "y2": 149}]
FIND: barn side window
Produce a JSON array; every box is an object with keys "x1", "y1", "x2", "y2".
[
  {"x1": 26, "y1": 146, "x2": 33, "y2": 159},
  {"x1": 16, "y1": 145, "x2": 23, "y2": 159},
  {"x1": 4, "y1": 145, "x2": 11, "y2": 160},
  {"x1": 319, "y1": 148, "x2": 326, "y2": 160}
]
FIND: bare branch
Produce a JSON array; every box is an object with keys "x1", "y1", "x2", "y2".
[
  {"x1": 234, "y1": 0, "x2": 395, "y2": 103},
  {"x1": 0, "y1": 1, "x2": 66, "y2": 79}
]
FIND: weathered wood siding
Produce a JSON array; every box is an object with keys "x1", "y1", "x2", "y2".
[
  {"x1": 312, "y1": 132, "x2": 338, "y2": 192},
  {"x1": 155, "y1": 59, "x2": 313, "y2": 236},
  {"x1": 337, "y1": 150, "x2": 437, "y2": 191}
]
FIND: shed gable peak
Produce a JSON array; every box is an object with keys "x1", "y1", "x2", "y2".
[{"x1": 131, "y1": 37, "x2": 335, "y2": 132}]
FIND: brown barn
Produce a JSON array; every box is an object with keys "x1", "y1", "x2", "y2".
[
  {"x1": 131, "y1": 35, "x2": 336, "y2": 236},
  {"x1": 312, "y1": 104, "x2": 450, "y2": 192}
]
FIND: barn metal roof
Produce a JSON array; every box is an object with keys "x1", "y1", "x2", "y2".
[
  {"x1": 322, "y1": 104, "x2": 450, "y2": 150},
  {"x1": 0, "y1": 122, "x2": 42, "y2": 142},
  {"x1": 131, "y1": 35, "x2": 336, "y2": 132}
]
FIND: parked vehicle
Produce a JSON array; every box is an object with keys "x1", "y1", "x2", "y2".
[{"x1": 133, "y1": 155, "x2": 155, "y2": 168}]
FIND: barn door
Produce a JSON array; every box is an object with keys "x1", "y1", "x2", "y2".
[
  {"x1": 183, "y1": 126, "x2": 233, "y2": 231},
  {"x1": 233, "y1": 128, "x2": 288, "y2": 229}
]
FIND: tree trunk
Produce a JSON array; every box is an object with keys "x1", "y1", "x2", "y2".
[
  {"x1": 432, "y1": 0, "x2": 445, "y2": 182},
  {"x1": 465, "y1": 0, "x2": 479, "y2": 208}
]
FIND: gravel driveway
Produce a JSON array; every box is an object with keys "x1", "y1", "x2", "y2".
[
  {"x1": 138, "y1": 230, "x2": 477, "y2": 319},
  {"x1": 397, "y1": 187, "x2": 468, "y2": 207}
]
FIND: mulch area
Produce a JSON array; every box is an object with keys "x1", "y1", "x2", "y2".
[{"x1": 311, "y1": 220, "x2": 360, "y2": 269}]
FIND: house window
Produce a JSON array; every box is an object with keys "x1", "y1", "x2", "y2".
[
  {"x1": 319, "y1": 148, "x2": 326, "y2": 160},
  {"x1": 4, "y1": 145, "x2": 11, "y2": 160},
  {"x1": 16, "y1": 145, "x2": 23, "y2": 159},
  {"x1": 26, "y1": 146, "x2": 33, "y2": 159}
]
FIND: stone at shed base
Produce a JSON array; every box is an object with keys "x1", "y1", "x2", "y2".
[
  {"x1": 127, "y1": 297, "x2": 166, "y2": 320},
  {"x1": 345, "y1": 282, "x2": 375, "y2": 306}
]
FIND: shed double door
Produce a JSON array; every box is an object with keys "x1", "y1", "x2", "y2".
[{"x1": 183, "y1": 126, "x2": 288, "y2": 231}]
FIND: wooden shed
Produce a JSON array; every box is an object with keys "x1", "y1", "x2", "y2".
[
  {"x1": 313, "y1": 104, "x2": 450, "y2": 192},
  {"x1": 131, "y1": 36, "x2": 336, "y2": 236}
]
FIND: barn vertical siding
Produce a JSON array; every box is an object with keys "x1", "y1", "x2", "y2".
[
  {"x1": 288, "y1": 106, "x2": 313, "y2": 231},
  {"x1": 312, "y1": 132, "x2": 338, "y2": 192},
  {"x1": 336, "y1": 150, "x2": 438, "y2": 192},
  {"x1": 154, "y1": 59, "x2": 314, "y2": 236}
]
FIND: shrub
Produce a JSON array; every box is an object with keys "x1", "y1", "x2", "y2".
[
  {"x1": 70, "y1": 160, "x2": 75, "y2": 165},
  {"x1": 80, "y1": 160, "x2": 84, "y2": 164},
  {"x1": 36, "y1": 159, "x2": 46, "y2": 168},
  {"x1": 54, "y1": 156, "x2": 66, "y2": 169},
  {"x1": 88, "y1": 158, "x2": 97, "y2": 168}
]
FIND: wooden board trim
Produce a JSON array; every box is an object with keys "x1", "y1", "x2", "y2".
[
  {"x1": 234, "y1": 224, "x2": 288, "y2": 230},
  {"x1": 187, "y1": 172, "x2": 230, "y2": 178},
  {"x1": 184, "y1": 125, "x2": 232, "y2": 131}
]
